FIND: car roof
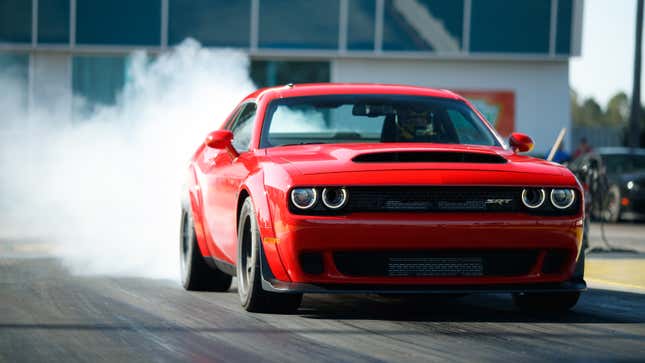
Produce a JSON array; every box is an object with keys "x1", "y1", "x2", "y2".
[
  {"x1": 243, "y1": 83, "x2": 465, "y2": 102},
  {"x1": 595, "y1": 147, "x2": 645, "y2": 156}
]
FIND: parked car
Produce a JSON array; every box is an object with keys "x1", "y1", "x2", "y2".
[
  {"x1": 180, "y1": 83, "x2": 586, "y2": 313},
  {"x1": 569, "y1": 147, "x2": 645, "y2": 222}
]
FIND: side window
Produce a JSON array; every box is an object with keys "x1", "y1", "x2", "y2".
[{"x1": 229, "y1": 103, "x2": 257, "y2": 152}]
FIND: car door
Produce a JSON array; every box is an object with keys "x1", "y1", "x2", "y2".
[{"x1": 203, "y1": 102, "x2": 258, "y2": 263}]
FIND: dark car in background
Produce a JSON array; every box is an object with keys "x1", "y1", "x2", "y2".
[{"x1": 569, "y1": 147, "x2": 645, "y2": 222}]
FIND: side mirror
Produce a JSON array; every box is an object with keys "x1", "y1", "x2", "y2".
[
  {"x1": 205, "y1": 130, "x2": 239, "y2": 157},
  {"x1": 508, "y1": 132, "x2": 534, "y2": 153}
]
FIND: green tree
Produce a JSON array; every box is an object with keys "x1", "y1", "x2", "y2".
[
  {"x1": 605, "y1": 92, "x2": 629, "y2": 124},
  {"x1": 580, "y1": 98, "x2": 604, "y2": 125},
  {"x1": 570, "y1": 89, "x2": 583, "y2": 125}
]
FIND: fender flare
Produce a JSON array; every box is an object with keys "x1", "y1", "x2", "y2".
[{"x1": 240, "y1": 170, "x2": 292, "y2": 282}]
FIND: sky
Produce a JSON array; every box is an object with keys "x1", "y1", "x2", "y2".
[{"x1": 570, "y1": 0, "x2": 642, "y2": 106}]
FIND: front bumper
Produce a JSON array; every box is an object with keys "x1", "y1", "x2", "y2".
[
  {"x1": 259, "y1": 241, "x2": 587, "y2": 294},
  {"x1": 266, "y1": 212, "x2": 585, "y2": 288}
]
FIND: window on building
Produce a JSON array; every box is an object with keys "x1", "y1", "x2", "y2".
[
  {"x1": 259, "y1": 0, "x2": 339, "y2": 49},
  {"x1": 0, "y1": 0, "x2": 31, "y2": 43},
  {"x1": 556, "y1": 0, "x2": 573, "y2": 55},
  {"x1": 382, "y1": 0, "x2": 463, "y2": 52},
  {"x1": 347, "y1": 0, "x2": 375, "y2": 50},
  {"x1": 470, "y1": 0, "x2": 551, "y2": 53},
  {"x1": 250, "y1": 60, "x2": 330, "y2": 88},
  {"x1": 72, "y1": 56, "x2": 126, "y2": 114},
  {"x1": 38, "y1": 0, "x2": 70, "y2": 44},
  {"x1": 76, "y1": 0, "x2": 160, "y2": 46},
  {"x1": 0, "y1": 54, "x2": 29, "y2": 128},
  {"x1": 169, "y1": 0, "x2": 250, "y2": 47}
]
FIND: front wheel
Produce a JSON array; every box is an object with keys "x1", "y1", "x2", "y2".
[
  {"x1": 180, "y1": 206, "x2": 232, "y2": 291},
  {"x1": 237, "y1": 197, "x2": 302, "y2": 313},
  {"x1": 512, "y1": 292, "x2": 580, "y2": 312}
]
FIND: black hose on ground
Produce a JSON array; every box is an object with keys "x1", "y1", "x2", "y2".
[{"x1": 584, "y1": 164, "x2": 637, "y2": 254}]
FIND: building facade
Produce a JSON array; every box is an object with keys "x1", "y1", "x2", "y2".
[{"x1": 0, "y1": 0, "x2": 583, "y2": 152}]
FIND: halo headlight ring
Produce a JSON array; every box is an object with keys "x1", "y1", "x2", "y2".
[
  {"x1": 521, "y1": 188, "x2": 546, "y2": 209},
  {"x1": 290, "y1": 188, "x2": 317, "y2": 210},
  {"x1": 550, "y1": 188, "x2": 576, "y2": 209},
  {"x1": 322, "y1": 187, "x2": 348, "y2": 209}
]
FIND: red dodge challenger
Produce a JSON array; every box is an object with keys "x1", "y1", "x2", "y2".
[{"x1": 180, "y1": 83, "x2": 585, "y2": 313}]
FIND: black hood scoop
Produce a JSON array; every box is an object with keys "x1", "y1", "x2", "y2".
[{"x1": 352, "y1": 151, "x2": 507, "y2": 164}]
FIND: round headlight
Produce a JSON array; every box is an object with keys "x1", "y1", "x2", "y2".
[
  {"x1": 322, "y1": 187, "x2": 348, "y2": 209},
  {"x1": 291, "y1": 188, "x2": 317, "y2": 209},
  {"x1": 550, "y1": 189, "x2": 575, "y2": 209},
  {"x1": 521, "y1": 188, "x2": 546, "y2": 209}
]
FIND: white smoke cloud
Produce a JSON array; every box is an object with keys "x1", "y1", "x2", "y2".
[
  {"x1": 0, "y1": 40, "x2": 255, "y2": 279},
  {"x1": 269, "y1": 107, "x2": 327, "y2": 132}
]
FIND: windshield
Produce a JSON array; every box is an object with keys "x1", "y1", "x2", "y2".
[
  {"x1": 602, "y1": 154, "x2": 645, "y2": 174},
  {"x1": 260, "y1": 95, "x2": 500, "y2": 148}
]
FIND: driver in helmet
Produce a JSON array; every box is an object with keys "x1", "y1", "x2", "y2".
[{"x1": 396, "y1": 107, "x2": 436, "y2": 141}]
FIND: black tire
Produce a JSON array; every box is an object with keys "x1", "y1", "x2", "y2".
[
  {"x1": 180, "y1": 206, "x2": 232, "y2": 291},
  {"x1": 512, "y1": 292, "x2": 580, "y2": 312},
  {"x1": 603, "y1": 185, "x2": 622, "y2": 223},
  {"x1": 237, "y1": 197, "x2": 302, "y2": 313}
]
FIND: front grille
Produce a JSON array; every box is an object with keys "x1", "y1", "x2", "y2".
[
  {"x1": 333, "y1": 250, "x2": 538, "y2": 277},
  {"x1": 346, "y1": 186, "x2": 519, "y2": 213},
  {"x1": 288, "y1": 186, "x2": 581, "y2": 216},
  {"x1": 388, "y1": 257, "x2": 484, "y2": 277}
]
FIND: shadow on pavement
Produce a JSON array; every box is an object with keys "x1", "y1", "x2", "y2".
[{"x1": 296, "y1": 288, "x2": 645, "y2": 324}]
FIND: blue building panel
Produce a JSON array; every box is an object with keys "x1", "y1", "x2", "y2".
[
  {"x1": 169, "y1": 0, "x2": 250, "y2": 47},
  {"x1": 347, "y1": 0, "x2": 376, "y2": 50},
  {"x1": 382, "y1": 0, "x2": 463, "y2": 52},
  {"x1": 76, "y1": 0, "x2": 160, "y2": 46},
  {"x1": 259, "y1": 0, "x2": 339, "y2": 49},
  {"x1": 556, "y1": 0, "x2": 573, "y2": 54},
  {"x1": 38, "y1": 0, "x2": 70, "y2": 44},
  {"x1": 0, "y1": 0, "x2": 31, "y2": 43},
  {"x1": 470, "y1": 0, "x2": 551, "y2": 54}
]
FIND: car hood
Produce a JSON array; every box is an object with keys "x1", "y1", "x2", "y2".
[{"x1": 266, "y1": 143, "x2": 569, "y2": 178}]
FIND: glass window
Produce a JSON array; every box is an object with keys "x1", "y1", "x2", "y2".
[
  {"x1": 169, "y1": 0, "x2": 250, "y2": 47},
  {"x1": 38, "y1": 0, "x2": 70, "y2": 44},
  {"x1": 470, "y1": 0, "x2": 551, "y2": 53},
  {"x1": 348, "y1": 0, "x2": 375, "y2": 50},
  {"x1": 259, "y1": 0, "x2": 339, "y2": 49},
  {"x1": 250, "y1": 60, "x2": 330, "y2": 88},
  {"x1": 0, "y1": 54, "x2": 29, "y2": 127},
  {"x1": 0, "y1": 53, "x2": 28, "y2": 82},
  {"x1": 446, "y1": 109, "x2": 492, "y2": 145},
  {"x1": 76, "y1": 0, "x2": 160, "y2": 46},
  {"x1": 229, "y1": 103, "x2": 257, "y2": 151},
  {"x1": 556, "y1": 0, "x2": 573, "y2": 54},
  {"x1": 382, "y1": 0, "x2": 463, "y2": 52},
  {"x1": 72, "y1": 56, "x2": 126, "y2": 114},
  {"x1": 0, "y1": 0, "x2": 31, "y2": 43},
  {"x1": 261, "y1": 95, "x2": 499, "y2": 148}
]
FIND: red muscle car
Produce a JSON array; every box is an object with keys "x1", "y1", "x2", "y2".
[{"x1": 180, "y1": 84, "x2": 585, "y2": 313}]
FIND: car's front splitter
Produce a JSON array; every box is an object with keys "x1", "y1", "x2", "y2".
[{"x1": 259, "y1": 241, "x2": 586, "y2": 294}]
